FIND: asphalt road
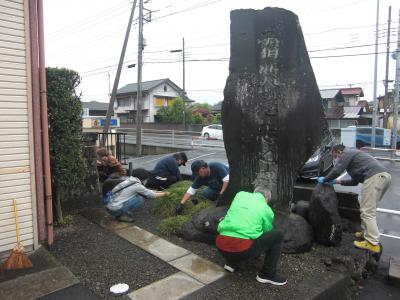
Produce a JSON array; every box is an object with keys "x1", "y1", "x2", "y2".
[{"x1": 126, "y1": 147, "x2": 400, "y2": 264}]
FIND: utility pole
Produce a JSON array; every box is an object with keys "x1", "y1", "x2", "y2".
[
  {"x1": 136, "y1": 0, "x2": 144, "y2": 156},
  {"x1": 171, "y1": 37, "x2": 187, "y2": 129},
  {"x1": 103, "y1": 0, "x2": 137, "y2": 135},
  {"x1": 108, "y1": 72, "x2": 111, "y2": 98},
  {"x1": 371, "y1": 0, "x2": 380, "y2": 148},
  {"x1": 383, "y1": 6, "x2": 392, "y2": 128},
  {"x1": 392, "y1": 10, "x2": 400, "y2": 150}
]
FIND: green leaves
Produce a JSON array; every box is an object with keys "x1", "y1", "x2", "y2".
[{"x1": 46, "y1": 67, "x2": 87, "y2": 194}]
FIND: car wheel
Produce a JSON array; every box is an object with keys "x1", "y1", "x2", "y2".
[{"x1": 204, "y1": 133, "x2": 210, "y2": 139}]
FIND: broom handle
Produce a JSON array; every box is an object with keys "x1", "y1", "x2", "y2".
[{"x1": 12, "y1": 199, "x2": 20, "y2": 246}]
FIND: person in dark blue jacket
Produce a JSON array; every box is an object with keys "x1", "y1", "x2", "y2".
[
  {"x1": 176, "y1": 160, "x2": 229, "y2": 214},
  {"x1": 146, "y1": 152, "x2": 188, "y2": 190}
]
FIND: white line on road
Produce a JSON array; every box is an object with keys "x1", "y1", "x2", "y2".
[
  {"x1": 380, "y1": 233, "x2": 400, "y2": 240},
  {"x1": 377, "y1": 208, "x2": 400, "y2": 216},
  {"x1": 188, "y1": 153, "x2": 216, "y2": 162}
]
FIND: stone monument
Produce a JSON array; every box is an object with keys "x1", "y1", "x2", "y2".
[{"x1": 219, "y1": 7, "x2": 330, "y2": 209}]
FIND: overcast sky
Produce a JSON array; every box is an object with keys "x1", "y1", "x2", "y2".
[{"x1": 44, "y1": 0, "x2": 399, "y2": 105}]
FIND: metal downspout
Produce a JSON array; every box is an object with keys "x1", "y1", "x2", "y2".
[
  {"x1": 29, "y1": 0, "x2": 46, "y2": 242},
  {"x1": 37, "y1": 0, "x2": 53, "y2": 247}
]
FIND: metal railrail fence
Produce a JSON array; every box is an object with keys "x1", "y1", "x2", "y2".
[{"x1": 116, "y1": 128, "x2": 225, "y2": 149}]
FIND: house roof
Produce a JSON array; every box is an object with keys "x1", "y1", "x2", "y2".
[
  {"x1": 117, "y1": 78, "x2": 182, "y2": 95},
  {"x1": 82, "y1": 101, "x2": 109, "y2": 111},
  {"x1": 212, "y1": 101, "x2": 222, "y2": 111},
  {"x1": 325, "y1": 106, "x2": 343, "y2": 119},
  {"x1": 319, "y1": 89, "x2": 344, "y2": 101},
  {"x1": 340, "y1": 87, "x2": 364, "y2": 97},
  {"x1": 325, "y1": 106, "x2": 363, "y2": 119},
  {"x1": 343, "y1": 106, "x2": 362, "y2": 119},
  {"x1": 357, "y1": 100, "x2": 369, "y2": 107}
]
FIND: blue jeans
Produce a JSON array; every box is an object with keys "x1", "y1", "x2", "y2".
[
  {"x1": 203, "y1": 187, "x2": 219, "y2": 201},
  {"x1": 107, "y1": 195, "x2": 144, "y2": 217}
]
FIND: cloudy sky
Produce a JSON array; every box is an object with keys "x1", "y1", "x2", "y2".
[{"x1": 44, "y1": 0, "x2": 399, "y2": 105}]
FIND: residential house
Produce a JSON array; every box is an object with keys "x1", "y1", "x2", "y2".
[
  {"x1": 320, "y1": 87, "x2": 370, "y2": 133},
  {"x1": 1, "y1": 0, "x2": 52, "y2": 254},
  {"x1": 82, "y1": 100, "x2": 110, "y2": 117},
  {"x1": 115, "y1": 78, "x2": 190, "y2": 123}
]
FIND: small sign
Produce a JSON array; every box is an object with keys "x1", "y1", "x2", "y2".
[{"x1": 99, "y1": 119, "x2": 118, "y2": 126}]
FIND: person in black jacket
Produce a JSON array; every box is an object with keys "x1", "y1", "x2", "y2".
[
  {"x1": 318, "y1": 144, "x2": 391, "y2": 253},
  {"x1": 146, "y1": 152, "x2": 187, "y2": 190}
]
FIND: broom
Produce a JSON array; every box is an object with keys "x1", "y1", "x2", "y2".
[{"x1": 1, "y1": 199, "x2": 33, "y2": 270}]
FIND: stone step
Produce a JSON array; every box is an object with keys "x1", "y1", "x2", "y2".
[
  {"x1": 0, "y1": 266, "x2": 79, "y2": 300},
  {"x1": 388, "y1": 256, "x2": 400, "y2": 287}
]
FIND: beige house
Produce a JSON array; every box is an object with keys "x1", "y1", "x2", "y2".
[{"x1": 0, "y1": 0, "x2": 52, "y2": 254}]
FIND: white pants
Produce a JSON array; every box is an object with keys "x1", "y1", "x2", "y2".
[{"x1": 360, "y1": 172, "x2": 391, "y2": 245}]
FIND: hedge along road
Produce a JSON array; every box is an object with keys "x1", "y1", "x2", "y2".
[{"x1": 126, "y1": 146, "x2": 400, "y2": 264}]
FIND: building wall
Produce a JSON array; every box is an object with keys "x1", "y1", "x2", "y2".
[
  {"x1": 0, "y1": 0, "x2": 37, "y2": 252},
  {"x1": 115, "y1": 82, "x2": 181, "y2": 123}
]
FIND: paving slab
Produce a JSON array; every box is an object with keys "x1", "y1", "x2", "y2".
[
  {"x1": 128, "y1": 271, "x2": 204, "y2": 300},
  {"x1": 0, "y1": 266, "x2": 79, "y2": 300},
  {"x1": 168, "y1": 253, "x2": 225, "y2": 285},
  {"x1": 116, "y1": 225, "x2": 190, "y2": 262},
  {"x1": 80, "y1": 207, "x2": 133, "y2": 231}
]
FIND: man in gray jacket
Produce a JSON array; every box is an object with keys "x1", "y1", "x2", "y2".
[
  {"x1": 317, "y1": 144, "x2": 391, "y2": 253},
  {"x1": 105, "y1": 169, "x2": 170, "y2": 222}
]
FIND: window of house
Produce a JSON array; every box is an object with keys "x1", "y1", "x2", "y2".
[
  {"x1": 154, "y1": 97, "x2": 165, "y2": 107},
  {"x1": 117, "y1": 98, "x2": 130, "y2": 107},
  {"x1": 328, "y1": 120, "x2": 339, "y2": 129},
  {"x1": 164, "y1": 85, "x2": 167, "y2": 92},
  {"x1": 340, "y1": 120, "x2": 356, "y2": 128}
]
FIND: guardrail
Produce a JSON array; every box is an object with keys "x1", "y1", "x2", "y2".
[
  {"x1": 116, "y1": 128, "x2": 225, "y2": 149},
  {"x1": 360, "y1": 146, "x2": 400, "y2": 161}
]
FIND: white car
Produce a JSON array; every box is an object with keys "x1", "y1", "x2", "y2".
[{"x1": 201, "y1": 124, "x2": 223, "y2": 140}]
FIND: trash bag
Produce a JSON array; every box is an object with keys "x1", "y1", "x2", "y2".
[{"x1": 308, "y1": 183, "x2": 342, "y2": 246}]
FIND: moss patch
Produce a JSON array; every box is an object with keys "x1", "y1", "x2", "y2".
[{"x1": 155, "y1": 181, "x2": 213, "y2": 235}]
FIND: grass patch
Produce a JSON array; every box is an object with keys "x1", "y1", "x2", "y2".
[
  {"x1": 159, "y1": 215, "x2": 190, "y2": 236},
  {"x1": 155, "y1": 181, "x2": 214, "y2": 235},
  {"x1": 54, "y1": 214, "x2": 74, "y2": 227},
  {"x1": 153, "y1": 180, "x2": 209, "y2": 217}
]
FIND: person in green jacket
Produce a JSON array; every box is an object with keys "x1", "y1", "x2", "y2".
[{"x1": 216, "y1": 186, "x2": 286, "y2": 285}]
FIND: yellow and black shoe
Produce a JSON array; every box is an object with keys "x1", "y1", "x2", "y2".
[
  {"x1": 353, "y1": 240, "x2": 381, "y2": 253},
  {"x1": 354, "y1": 231, "x2": 364, "y2": 239}
]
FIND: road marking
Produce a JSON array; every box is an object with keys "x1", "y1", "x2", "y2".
[
  {"x1": 377, "y1": 208, "x2": 400, "y2": 216},
  {"x1": 380, "y1": 233, "x2": 400, "y2": 240},
  {"x1": 188, "y1": 153, "x2": 216, "y2": 162}
]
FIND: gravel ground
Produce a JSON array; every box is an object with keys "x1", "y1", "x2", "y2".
[
  {"x1": 132, "y1": 199, "x2": 363, "y2": 299},
  {"x1": 53, "y1": 196, "x2": 364, "y2": 299},
  {"x1": 49, "y1": 214, "x2": 177, "y2": 300}
]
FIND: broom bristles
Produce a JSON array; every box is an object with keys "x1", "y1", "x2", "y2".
[{"x1": 1, "y1": 244, "x2": 33, "y2": 270}]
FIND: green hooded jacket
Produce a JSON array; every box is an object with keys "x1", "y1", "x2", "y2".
[{"x1": 217, "y1": 191, "x2": 274, "y2": 240}]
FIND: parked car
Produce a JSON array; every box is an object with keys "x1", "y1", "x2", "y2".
[
  {"x1": 299, "y1": 137, "x2": 336, "y2": 179},
  {"x1": 201, "y1": 124, "x2": 223, "y2": 140}
]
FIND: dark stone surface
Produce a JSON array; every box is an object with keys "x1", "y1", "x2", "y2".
[
  {"x1": 180, "y1": 206, "x2": 313, "y2": 254},
  {"x1": 220, "y1": 7, "x2": 329, "y2": 209},
  {"x1": 180, "y1": 206, "x2": 228, "y2": 244},
  {"x1": 273, "y1": 212, "x2": 314, "y2": 254},
  {"x1": 308, "y1": 184, "x2": 343, "y2": 246},
  {"x1": 292, "y1": 200, "x2": 310, "y2": 220}
]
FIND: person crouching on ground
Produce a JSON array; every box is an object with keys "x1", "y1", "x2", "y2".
[
  {"x1": 104, "y1": 168, "x2": 170, "y2": 222},
  {"x1": 146, "y1": 152, "x2": 188, "y2": 190},
  {"x1": 176, "y1": 160, "x2": 229, "y2": 215},
  {"x1": 318, "y1": 144, "x2": 391, "y2": 253},
  {"x1": 216, "y1": 186, "x2": 286, "y2": 286}
]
